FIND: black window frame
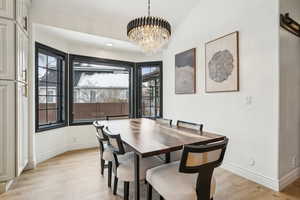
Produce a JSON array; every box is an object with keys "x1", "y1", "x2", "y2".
[
  {"x1": 68, "y1": 54, "x2": 135, "y2": 126},
  {"x1": 35, "y1": 42, "x2": 68, "y2": 132},
  {"x1": 136, "y1": 61, "x2": 163, "y2": 119}
]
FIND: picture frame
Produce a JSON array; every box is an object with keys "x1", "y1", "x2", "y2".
[
  {"x1": 205, "y1": 31, "x2": 239, "y2": 93},
  {"x1": 175, "y1": 48, "x2": 196, "y2": 94}
]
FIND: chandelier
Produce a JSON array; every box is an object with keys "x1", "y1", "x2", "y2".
[{"x1": 127, "y1": 0, "x2": 171, "y2": 53}]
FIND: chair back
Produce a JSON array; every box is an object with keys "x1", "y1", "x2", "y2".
[
  {"x1": 177, "y1": 120, "x2": 203, "y2": 132},
  {"x1": 93, "y1": 120, "x2": 108, "y2": 141},
  {"x1": 179, "y1": 138, "x2": 228, "y2": 173},
  {"x1": 179, "y1": 138, "x2": 228, "y2": 200},
  {"x1": 106, "y1": 115, "x2": 129, "y2": 120},
  {"x1": 156, "y1": 118, "x2": 172, "y2": 127},
  {"x1": 102, "y1": 127, "x2": 126, "y2": 155}
]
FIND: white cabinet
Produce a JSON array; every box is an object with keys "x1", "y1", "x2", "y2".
[
  {"x1": 0, "y1": 18, "x2": 15, "y2": 80},
  {"x1": 16, "y1": 0, "x2": 29, "y2": 34},
  {"x1": 0, "y1": 0, "x2": 30, "y2": 190},
  {"x1": 0, "y1": 0, "x2": 14, "y2": 19},
  {"x1": 16, "y1": 83, "x2": 28, "y2": 176},
  {"x1": 16, "y1": 26, "x2": 29, "y2": 82},
  {"x1": 0, "y1": 81, "x2": 16, "y2": 181}
]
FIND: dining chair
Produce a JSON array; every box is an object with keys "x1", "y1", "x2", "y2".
[
  {"x1": 171, "y1": 120, "x2": 204, "y2": 162},
  {"x1": 146, "y1": 138, "x2": 228, "y2": 200},
  {"x1": 177, "y1": 120, "x2": 203, "y2": 132},
  {"x1": 156, "y1": 118, "x2": 172, "y2": 127},
  {"x1": 93, "y1": 120, "x2": 114, "y2": 188},
  {"x1": 102, "y1": 127, "x2": 163, "y2": 200},
  {"x1": 106, "y1": 115, "x2": 133, "y2": 152}
]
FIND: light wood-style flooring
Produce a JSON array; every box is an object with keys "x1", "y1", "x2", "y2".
[{"x1": 0, "y1": 148, "x2": 299, "y2": 200}]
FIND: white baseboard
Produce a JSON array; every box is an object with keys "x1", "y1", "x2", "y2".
[
  {"x1": 36, "y1": 143, "x2": 98, "y2": 164},
  {"x1": 36, "y1": 146, "x2": 67, "y2": 164},
  {"x1": 67, "y1": 142, "x2": 97, "y2": 151},
  {"x1": 0, "y1": 179, "x2": 14, "y2": 194},
  {"x1": 25, "y1": 159, "x2": 37, "y2": 170},
  {"x1": 222, "y1": 162, "x2": 280, "y2": 191},
  {"x1": 279, "y1": 167, "x2": 300, "y2": 191}
]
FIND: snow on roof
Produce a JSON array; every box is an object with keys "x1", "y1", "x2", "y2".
[{"x1": 76, "y1": 72, "x2": 129, "y2": 88}]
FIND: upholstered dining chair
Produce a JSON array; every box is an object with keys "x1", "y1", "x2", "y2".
[
  {"x1": 93, "y1": 121, "x2": 114, "y2": 188},
  {"x1": 171, "y1": 120, "x2": 205, "y2": 162},
  {"x1": 102, "y1": 127, "x2": 163, "y2": 200},
  {"x1": 177, "y1": 120, "x2": 203, "y2": 132},
  {"x1": 146, "y1": 138, "x2": 228, "y2": 200},
  {"x1": 156, "y1": 118, "x2": 172, "y2": 127}
]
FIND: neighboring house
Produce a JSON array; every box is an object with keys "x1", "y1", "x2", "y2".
[
  {"x1": 39, "y1": 69, "x2": 129, "y2": 104},
  {"x1": 73, "y1": 71, "x2": 129, "y2": 103}
]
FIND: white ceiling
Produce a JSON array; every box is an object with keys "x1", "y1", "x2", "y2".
[
  {"x1": 31, "y1": 0, "x2": 199, "y2": 41},
  {"x1": 35, "y1": 24, "x2": 143, "y2": 53}
]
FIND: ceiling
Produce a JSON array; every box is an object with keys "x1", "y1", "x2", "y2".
[
  {"x1": 35, "y1": 24, "x2": 143, "y2": 53},
  {"x1": 31, "y1": 0, "x2": 199, "y2": 42}
]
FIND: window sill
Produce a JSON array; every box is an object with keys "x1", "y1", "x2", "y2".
[{"x1": 36, "y1": 123, "x2": 67, "y2": 133}]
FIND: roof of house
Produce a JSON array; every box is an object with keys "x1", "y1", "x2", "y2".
[{"x1": 76, "y1": 72, "x2": 129, "y2": 88}]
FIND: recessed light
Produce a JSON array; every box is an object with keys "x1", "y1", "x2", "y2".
[{"x1": 106, "y1": 43, "x2": 113, "y2": 47}]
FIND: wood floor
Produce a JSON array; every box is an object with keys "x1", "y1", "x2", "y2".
[{"x1": 0, "y1": 148, "x2": 299, "y2": 200}]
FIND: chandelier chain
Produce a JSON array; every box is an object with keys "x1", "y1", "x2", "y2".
[{"x1": 148, "y1": 0, "x2": 150, "y2": 16}]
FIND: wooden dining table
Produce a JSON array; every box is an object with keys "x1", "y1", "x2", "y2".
[{"x1": 105, "y1": 118, "x2": 225, "y2": 200}]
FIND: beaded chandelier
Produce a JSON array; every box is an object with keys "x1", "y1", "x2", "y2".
[{"x1": 127, "y1": 0, "x2": 171, "y2": 53}]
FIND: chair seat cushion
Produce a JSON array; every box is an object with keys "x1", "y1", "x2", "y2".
[
  {"x1": 102, "y1": 148, "x2": 114, "y2": 161},
  {"x1": 116, "y1": 152, "x2": 163, "y2": 182},
  {"x1": 146, "y1": 161, "x2": 216, "y2": 200}
]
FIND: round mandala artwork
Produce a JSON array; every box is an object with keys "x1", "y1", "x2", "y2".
[{"x1": 208, "y1": 50, "x2": 234, "y2": 83}]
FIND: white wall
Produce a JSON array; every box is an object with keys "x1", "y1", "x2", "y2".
[
  {"x1": 279, "y1": 0, "x2": 300, "y2": 187},
  {"x1": 35, "y1": 125, "x2": 97, "y2": 163},
  {"x1": 163, "y1": 0, "x2": 280, "y2": 190}
]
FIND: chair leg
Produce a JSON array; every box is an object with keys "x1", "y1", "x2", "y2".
[
  {"x1": 100, "y1": 159, "x2": 105, "y2": 175},
  {"x1": 124, "y1": 181, "x2": 129, "y2": 200},
  {"x1": 108, "y1": 161, "x2": 112, "y2": 188},
  {"x1": 113, "y1": 176, "x2": 118, "y2": 195},
  {"x1": 147, "y1": 183, "x2": 152, "y2": 200}
]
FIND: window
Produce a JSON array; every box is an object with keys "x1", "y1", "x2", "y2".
[
  {"x1": 69, "y1": 55, "x2": 134, "y2": 124},
  {"x1": 136, "y1": 62, "x2": 162, "y2": 118},
  {"x1": 35, "y1": 43, "x2": 67, "y2": 132}
]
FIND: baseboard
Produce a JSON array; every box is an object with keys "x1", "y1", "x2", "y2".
[
  {"x1": 67, "y1": 143, "x2": 98, "y2": 151},
  {"x1": 0, "y1": 179, "x2": 14, "y2": 194},
  {"x1": 25, "y1": 159, "x2": 37, "y2": 170},
  {"x1": 36, "y1": 146, "x2": 67, "y2": 164},
  {"x1": 222, "y1": 162, "x2": 280, "y2": 191},
  {"x1": 36, "y1": 143, "x2": 98, "y2": 164},
  {"x1": 279, "y1": 167, "x2": 300, "y2": 191}
]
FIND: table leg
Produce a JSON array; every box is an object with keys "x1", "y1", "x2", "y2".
[
  {"x1": 134, "y1": 153, "x2": 140, "y2": 200},
  {"x1": 165, "y1": 152, "x2": 170, "y2": 163}
]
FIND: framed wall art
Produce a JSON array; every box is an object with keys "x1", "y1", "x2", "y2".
[
  {"x1": 175, "y1": 48, "x2": 196, "y2": 94},
  {"x1": 205, "y1": 31, "x2": 239, "y2": 93}
]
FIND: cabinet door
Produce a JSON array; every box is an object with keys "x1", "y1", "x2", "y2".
[
  {"x1": 0, "y1": 19, "x2": 15, "y2": 80},
  {"x1": 16, "y1": 83, "x2": 28, "y2": 176},
  {"x1": 0, "y1": 81, "x2": 16, "y2": 181},
  {"x1": 0, "y1": 0, "x2": 14, "y2": 19}
]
